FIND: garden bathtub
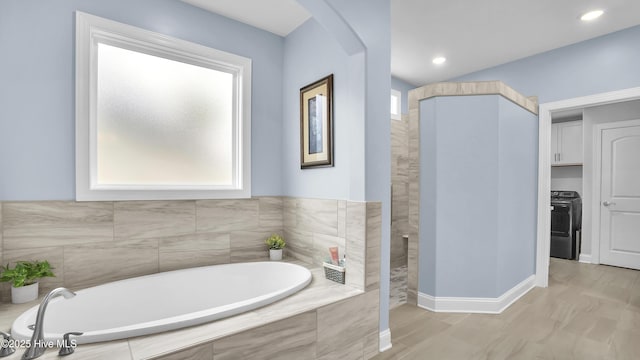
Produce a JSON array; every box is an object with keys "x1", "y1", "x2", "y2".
[{"x1": 11, "y1": 261, "x2": 312, "y2": 344}]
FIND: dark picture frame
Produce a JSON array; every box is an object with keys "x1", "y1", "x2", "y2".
[{"x1": 300, "y1": 74, "x2": 334, "y2": 168}]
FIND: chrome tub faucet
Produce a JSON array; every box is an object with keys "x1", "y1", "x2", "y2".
[
  {"x1": 22, "y1": 287, "x2": 76, "y2": 360},
  {"x1": 0, "y1": 331, "x2": 16, "y2": 357}
]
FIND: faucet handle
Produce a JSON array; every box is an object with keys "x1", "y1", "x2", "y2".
[
  {"x1": 0, "y1": 331, "x2": 16, "y2": 357},
  {"x1": 58, "y1": 332, "x2": 83, "y2": 357}
]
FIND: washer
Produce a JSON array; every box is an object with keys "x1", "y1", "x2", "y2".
[{"x1": 550, "y1": 191, "x2": 582, "y2": 260}]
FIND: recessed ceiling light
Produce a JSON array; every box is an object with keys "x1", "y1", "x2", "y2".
[
  {"x1": 580, "y1": 10, "x2": 604, "y2": 21},
  {"x1": 432, "y1": 56, "x2": 446, "y2": 65}
]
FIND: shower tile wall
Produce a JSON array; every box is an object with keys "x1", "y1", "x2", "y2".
[
  {"x1": 391, "y1": 116, "x2": 409, "y2": 269},
  {"x1": 408, "y1": 103, "x2": 421, "y2": 305}
]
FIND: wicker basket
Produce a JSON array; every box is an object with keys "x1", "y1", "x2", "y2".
[{"x1": 323, "y1": 262, "x2": 345, "y2": 284}]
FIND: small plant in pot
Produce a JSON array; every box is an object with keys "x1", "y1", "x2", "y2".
[
  {"x1": 0, "y1": 260, "x2": 55, "y2": 304},
  {"x1": 265, "y1": 234, "x2": 286, "y2": 261}
]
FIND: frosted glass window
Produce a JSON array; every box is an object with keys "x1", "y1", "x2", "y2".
[
  {"x1": 75, "y1": 12, "x2": 252, "y2": 201},
  {"x1": 97, "y1": 44, "x2": 233, "y2": 186}
]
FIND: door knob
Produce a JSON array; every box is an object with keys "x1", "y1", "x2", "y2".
[{"x1": 603, "y1": 200, "x2": 616, "y2": 207}]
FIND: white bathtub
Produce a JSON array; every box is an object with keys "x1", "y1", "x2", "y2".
[{"x1": 11, "y1": 262, "x2": 312, "y2": 344}]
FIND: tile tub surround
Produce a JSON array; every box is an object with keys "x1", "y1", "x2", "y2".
[
  {"x1": 0, "y1": 197, "x2": 382, "y2": 358},
  {"x1": 0, "y1": 198, "x2": 283, "y2": 301},
  {"x1": 0, "y1": 263, "x2": 380, "y2": 360},
  {"x1": 0, "y1": 197, "x2": 380, "y2": 300},
  {"x1": 283, "y1": 198, "x2": 382, "y2": 292}
]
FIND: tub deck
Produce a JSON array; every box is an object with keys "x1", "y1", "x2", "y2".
[{"x1": 0, "y1": 260, "x2": 362, "y2": 359}]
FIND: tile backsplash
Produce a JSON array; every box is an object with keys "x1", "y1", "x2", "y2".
[{"x1": 0, "y1": 197, "x2": 380, "y2": 302}]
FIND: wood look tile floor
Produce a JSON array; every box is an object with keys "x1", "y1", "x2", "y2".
[{"x1": 373, "y1": 258, "x2": 640, "y2": 360}]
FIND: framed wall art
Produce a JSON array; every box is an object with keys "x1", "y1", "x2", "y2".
[{"x1": 300, "y1": 74, "x2": 333, "y2": 168}]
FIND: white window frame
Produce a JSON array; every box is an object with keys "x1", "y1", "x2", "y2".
[
  {"x1": 391, "y1": 88, "x2": 402, "y2": 120},
  {"x1": 75, "y1": 12, "x2": 251, "y2": 201}
]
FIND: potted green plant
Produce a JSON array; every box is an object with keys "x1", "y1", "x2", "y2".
[
  {"x1": 0, "y1": 260, "x2": 55, "y2": 304},
  {"x1": 265, "y1": 234, "x2": 286, "y2": 261}
]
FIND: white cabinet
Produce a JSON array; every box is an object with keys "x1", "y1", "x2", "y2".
[{"x1": 551, "y1": 120, "x2": 583, "y2": 166}]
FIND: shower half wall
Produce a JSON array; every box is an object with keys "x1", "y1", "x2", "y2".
[{"x1": 407, "y1": 82, "x2": 539, "y2": 312}]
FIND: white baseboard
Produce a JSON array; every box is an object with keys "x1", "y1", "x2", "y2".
[
  {"x1": 578, "y1": 253, "x2": 592, "y2": 263},
  {"x1": 417, "y1": 275, "x2": 535, "y2": 314},
  {"x1": 379, "y1": 329, "x2": 392, "y2": 352}
]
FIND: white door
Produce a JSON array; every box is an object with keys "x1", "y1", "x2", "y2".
[{"x1": 598, "y1": 119, "x2": 640, "y2": 270}]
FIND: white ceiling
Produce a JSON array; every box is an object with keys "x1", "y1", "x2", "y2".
[
  {"x1": 181, "y1": 0, "x2": 310, "y2": 37},
  {"x1": 183, "y1": 0, "x2": 640, "y2": 87},
  {"x1": 393, "y1": 0, "x2": 640, "y2": 86}
]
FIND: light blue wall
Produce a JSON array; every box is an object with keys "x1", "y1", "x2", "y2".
[
  {"x1": 3, "y1": 0, "x2": 393, "y2": 336},
  {"x1": 282, "y1": 18, "x2": 352, "y2": 200},
  {"x1": 420, "y1": 96, "x2": 499, "y2": 297},
  {"x1": 496, "y1": 97, "x2": 538, "y2": 294},
  {"x1": 392, "y1": 76, "x2": 414, "y2": 115},
  {"x1": 330, "y1": 0, "x2": 391, "y2": 333},
  {"x1": 419, "y1": 95, "x2": 537, "y2": 298},
  {"x1": 453, "y1": 25, "x2": 640, "y2": 103},
  {"x1": 0, "y1": 0, "x2": 284, "y2": 200},
  {"x1": 284, "y1": 0, "x2": 392, "y2": 333},
  {"x1": 449, "y1": 24, "x2": 640, "y2": 292}
]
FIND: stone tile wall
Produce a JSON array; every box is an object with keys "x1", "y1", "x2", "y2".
[
  {"x1": 0, "y1": 196, "x2": 380, "y2": 299},
  {"x1": 408, "y1": 104, "x2": 420, "y2": 305},
  {"x1": 154, "y1": 290, "x2": 380, "y2": 360},
  {"x1": 391, "y1": 116, "x2": 409, "y2": 269},
  {"x1": 0, "y1": 198, "x2": 283, "y2": 301},
  {"x1": 283, "y1": 198, "x2": 381, "y2": 292},
  {"x1": 283, "y1": 198, "x2": 345, "y2": 267}
]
